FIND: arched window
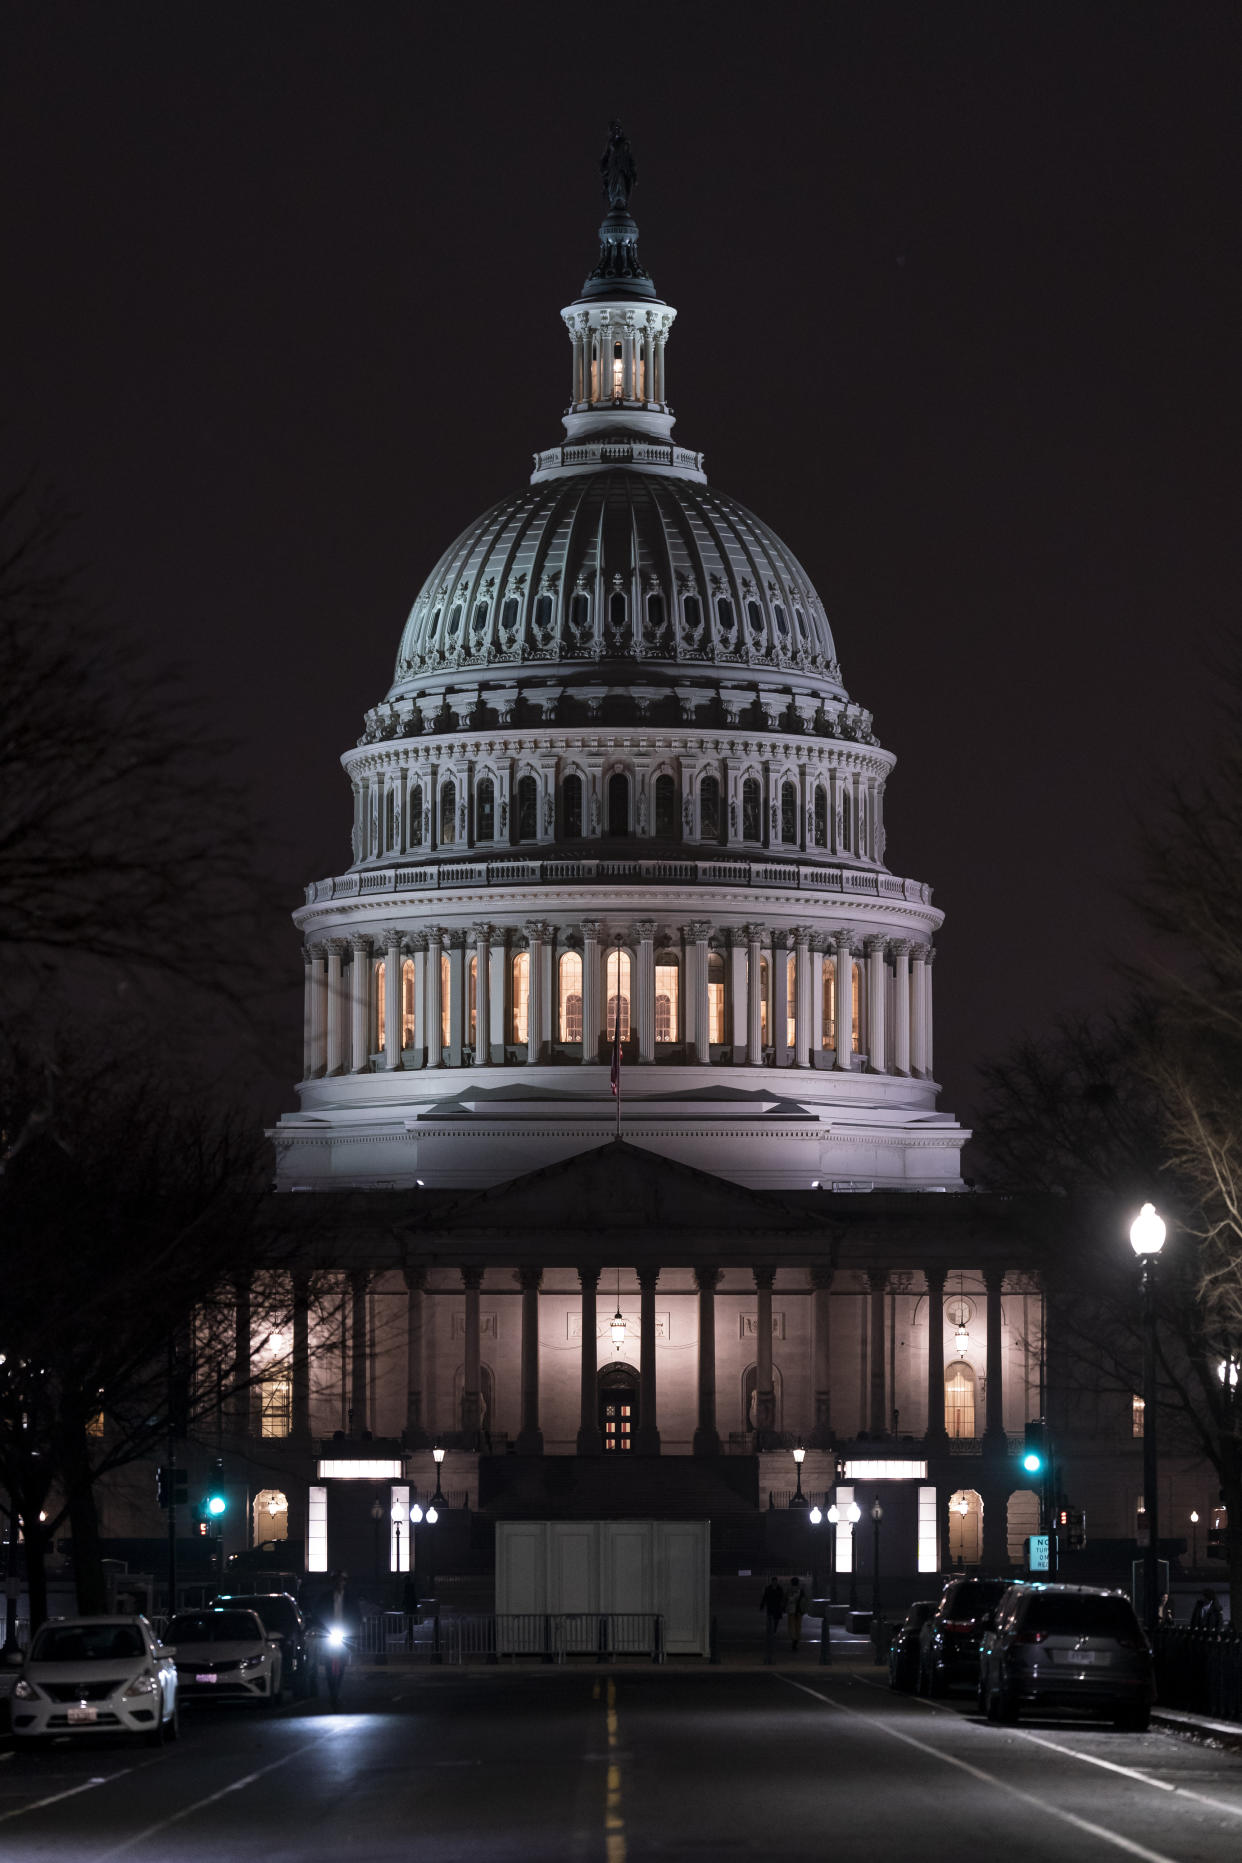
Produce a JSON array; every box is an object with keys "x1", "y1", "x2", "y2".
[
  {"x1": 517, "y1": 774, "x2": 537, "y2": 841},
  {"x1": 841, "y1": 786, "x2": 852, "y2": 853},
  {"x1": 612, "y1": 339, "x2": 624, "y2": 398},
  {"x1": 471, "y1": 601, "x2": 489, "y2": 641},
  {"x1": 402, "y1": 957, "x2": 416, "y2": 1048},
  {"x1": 747, "y1": 599, "x2": 764, "y2": 640},
  {"x1": 374, "y1": 958, "x2": 387, "y2": 1053},
  {"x1": 570, "y1": 591, "x2": 589, "y2": 633},
  {"x1": 384, "y1": 788, "x2": 395, "y2": 850},
  {"x1": 607, "y1": 771, "x2": 628, "y2": 837},
  {"x1": 948, "y1": 1490, "x2": 983, "y2": 1567},
  {"x1": 430, "y1": 607, "x2": 441, "y2": 637},
  {"x1": 440, "y1": 951, "x2": 450, "y2": 1048},
  {"x1": 773, "y1": 602, "x2": 789, "y2": 641},
  {"x1": 813, "y1": 785, "x2": 828, "y2": 848},
  {"x1": 476, "y1": 776, "x2": 495, "y2": 842},
  {"x1": 683, "y1": 594, "x2": 702, "y2": 632},
  {"x1": 559, "y1": 950, "x2": 583, "y2": 1042},
  {"x1": 501, "y1": 596, "x2": 519, "y2": 635},
  {"x1": 655, "y1": 954, "x2": 679, "y2": 1043},
  {"x1": 742, "y1": 778, "x2": 761, "y2": 842},
  {"x1": 760, "y1": 954, "x2": 770, "y2": 1046},
  {"x1": 781, "y1": 780, "x2": 798, "y2": 844},
  {"x1": 786, "y1": 950, "x2": 796, "y2": 1048},
  {"x1": 654, "y1": 773, "x2": 676, "y2": 838},
  {"x1": 700, "y1": 773, "x2": 720, "y2": 840},
  {"x1": 606, "y1": 948, "x2": 632, "y2": 1041},
  {"x1": 717, "y1": 597, "x2": 735, "y2": 635},
  {"x1": 511, "y1": 951, "x2": 530, "y2": 1044},
  {"x1": 648, "y1": 592, "x2": 666, "y2": 635},
  {"x1": 1007, "y1": 1490, "x2": 1041, "y2": 1562},
  {"x1": 708, "y1": 951, "x2": 727, "y2": 1045},
  {"x1": 946, "y1": 1363, "x2": 976, "y2": 1439},
  {"x1": 821, "y1": 955, "x2": 836, "y2": 1050},
  {"x1": 446, "y1": 604, "x2": 463, "y2": 639},
  {"x1": 563, "y1": 773, "x2": 583, "y2": 838},
  {"x1": 410, "y1": 784, "x2": 424, "y2": 845},
  {"x1": 440, "y1": 780, "x2": 456, "y2": 845},
  {"x1": 794, "y1": 606, "x2": 808, "y2": 642},
  {"x1": 609, "y1": 590, "x2": 627, "y2": 633},
  {"x1": 534, "y1": 593, "x2": 553, "y2": 633}
]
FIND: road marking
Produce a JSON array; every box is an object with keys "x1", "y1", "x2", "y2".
[
  {"x1": 778, "y1": 1678, "x2": 1181, "y2": 1863},
  {"x1": 604, "y1": 1676, "x2": 625, "y2": 1863},
  {"x1": 0, "y1": 1770, "x2": 133, "y2": 1825},
  {"x1": 90, "y1": 1745, "x2": 314, "y2": 1859}
]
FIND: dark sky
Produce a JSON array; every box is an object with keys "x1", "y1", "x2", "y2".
[{"x1": 3, "y1": 3, "x2": 1238, "y2": 1144}]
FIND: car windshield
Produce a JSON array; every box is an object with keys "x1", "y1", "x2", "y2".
[
  {"x1": 217, "y1": 1596, "x2": 298, "y2": 1635},
  {"x1": 1026, "y1": 1594, "x2": 1141, "y2": 1637},
  {"x1": 943, "y1": 1581, "x2": 1009, "y2": 1617},
  {"x1": 31, "y1": 1624, "x2": 144, "y2": 1663},
  {"x1": 168, "y1": 1611, "x2": 262, "y2": 1643}
]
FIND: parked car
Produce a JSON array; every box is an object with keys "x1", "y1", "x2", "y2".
[
  {"x1": 11, "y1": 1615, "x2": 178, "y2": 1749},
  {"x1": 919, "y1": 1577, "x2": 1011, "y2": 1696},
  {"x1": 214, "y1": 1591, "x2": 312, "y2": 1696},
  {"x1": 889, "y1": 1601, "x2": 937, "y2": 1692},
  {"x1": 165, "y1": 1607, "x2": 283, "y2": 1706},
  {"x1": 978, "y1": 1583, "x2": 1155, "y2": 1729}
]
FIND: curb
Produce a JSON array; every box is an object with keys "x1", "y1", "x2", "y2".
[{"x1": 1151, "y1": 1707, "x2": 1242, "y2": 1750}]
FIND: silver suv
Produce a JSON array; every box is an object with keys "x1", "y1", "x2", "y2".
[{"x1": 978, "y1": 1583, "x2": 1154, "y2": 1730}]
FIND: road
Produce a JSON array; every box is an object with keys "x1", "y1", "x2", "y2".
[{"x1": 4, "y1": 1665, "x2": 1242, "y2": 1861}]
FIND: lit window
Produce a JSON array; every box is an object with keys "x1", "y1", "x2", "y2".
[
  {"x1": 468, "y1": 955, "x2": 477, "y2": 1048},
  {"x1": 612, "y1": 341, "x2": 623, "y2": 398},
  {"x1": 851, "y1": 960, "x2": 861, "y2": 1053},
  {"x1": 1132, "y1": 1394, "x2": 1145, "y2": 1438},
  {"x1": 760, "y1": 955, "x2": 770, "y2": 1045},
  {"x1": 559, "y1": 951, "x2": 583, "y2": 1042},
  {"x1": 786, "y1": 951, "x2": 796, "y2": 1047},
  {"x1": 708, "y1": 951, "x2": 726, "y2": 1045},
  {"x1": 402, "y1": 958, "x2": 416, "y2": 1048},
  {"x1": 918, "y1": 1485, "x2": 938, "y2": 1574},
  {"x1": 512, "y1": 951, "x2": 530, "y2": 1043},
  {"x1": 606, "y1": 948, "x2": 632, "y2": 1041},
  {"x1": 308, "y1": 1486, "x2": 328, "y2": 1573},
  {"x1": 655, "y1": 958, "x2": 679, "y2": 1043},
  {"x1": 260, "y1": 1378, "x2": 292, "y2": 1440},
  {"x1": 946, "y1": 1364, "x2": 976, "y2": 1439}
]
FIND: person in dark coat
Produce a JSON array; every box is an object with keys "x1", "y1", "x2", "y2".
[{"x1": 761, "y1": 1577, "x2": 787, "y2": 1633}]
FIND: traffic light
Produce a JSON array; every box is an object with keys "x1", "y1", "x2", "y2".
[
  {"x1": 205, "y1": 1458, "x2": 227, "y2": 1520},
  {"x1": 1021, "y1": 1420, "x2": 1047, "y2": 1477},
  {"x1": 1065, "y1": 1506, "x2": 1086, "y2": 1550}
]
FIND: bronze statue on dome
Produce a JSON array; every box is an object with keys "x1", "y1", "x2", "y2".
[{"x1": 600, "y1": 120, "x2": 637, "y2": 208}]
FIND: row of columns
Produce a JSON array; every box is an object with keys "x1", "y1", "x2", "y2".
[{"x1": 302, "y1": 924, "x2": 935, "y2": 1080}]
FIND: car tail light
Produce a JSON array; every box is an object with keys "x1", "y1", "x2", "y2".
[
  {"x1": 942, "y1": 1621, "x2": 977, "y2": 1635},
  {"x1": 1013, "y1": 1630, "x2": 1047, "y2": 1644}
]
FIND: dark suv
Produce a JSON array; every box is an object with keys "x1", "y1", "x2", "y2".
[
  {"x1": 213, "y1": 1592, "x2": 311, "y2": 1697},
  {"x1": 979, "y1": 1584, "x2": 1154, "y2": 1729},
  {"x1": 918, "y1": 1577, "x2": 1011, "y2": 1696}
]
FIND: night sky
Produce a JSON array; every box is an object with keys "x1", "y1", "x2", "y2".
[{"x1": 3, "y1": 4, "x2": 1237, "y2": 1148}]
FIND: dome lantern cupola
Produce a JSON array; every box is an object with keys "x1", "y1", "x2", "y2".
[{"x1": 535, "y1": 122, "x2": 704, "y2": 483}]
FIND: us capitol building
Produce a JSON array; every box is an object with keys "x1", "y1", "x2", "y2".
[{"x1": 198, "y1": 134, "x2": 1105, "y2": 1596}]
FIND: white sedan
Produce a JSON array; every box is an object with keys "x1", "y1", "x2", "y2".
[
  {"x1": 12, "y1": 1615, "x2": 178, "y2": 1748},
  {"x1": 165, "y1": 1607, "x2": 283, "y2": 1706}
]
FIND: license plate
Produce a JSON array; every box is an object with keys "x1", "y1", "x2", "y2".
[
  {"x1": 1055, "y1": 1649, "x2": 1108, "y2": 1665},
  {"x1": 67, "y1": 1706, "x2": 98, "y2": 1723},
  {"x1": 195, "y1": 1672, "x2": 218, "y2": 1683}
]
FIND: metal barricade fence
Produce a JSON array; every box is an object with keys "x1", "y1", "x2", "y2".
[
  {"x1": 357, "y1": 1611, "x2": 665, "y2": 1665},
  {"x1": 1155, "y1": 1627, "x2": 1242, "y2": 1721}
]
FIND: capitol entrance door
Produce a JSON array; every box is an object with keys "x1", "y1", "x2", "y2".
[{"x1": 599, "y1": 1366, "x2": 638, "y2": 1453}]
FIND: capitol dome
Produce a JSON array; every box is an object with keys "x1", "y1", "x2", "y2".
[{"x1": 275, "y1": 135, "x2": 966, "y2": 1194}]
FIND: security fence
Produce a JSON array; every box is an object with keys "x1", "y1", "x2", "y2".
[
  {"x1": 1155, "y1": 1627, "x2": 1242, "y2": 1722},
  {"x1": 356, "y1": 1610, "x2": 665, "y2": 1665}
]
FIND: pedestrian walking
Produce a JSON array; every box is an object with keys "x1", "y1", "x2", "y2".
[
  {"x1": 787, "y1": 1577, "x2": 806, "y2": 1652},
  {"x1": 760, "y1": 1576, "x2": 786, "y2": 1662},
  {"x1": 1191, "y1": 1588, "x2": 1222, "y2": 1631}
]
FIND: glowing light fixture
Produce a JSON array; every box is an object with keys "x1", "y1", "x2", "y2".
[
  {"x1": 1129, "y1": 1202, "x2": 1167, "y2": 1257},
  {"x1": 611, "y1": 1269, "x2": 626, "y2": 1351}
]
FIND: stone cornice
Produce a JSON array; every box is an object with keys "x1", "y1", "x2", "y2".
[{"x1": 344, "y1": 729, "x2": 894, "y2": 781}]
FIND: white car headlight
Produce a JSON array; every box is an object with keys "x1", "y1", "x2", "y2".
[
  {"x1": 123, "y1": 1673, "x2": 160, "y2": 1696},
  {"x1": 239, "y1": 1655, "x2": 265, "y2": 1672},
  {"x1": 13, "y1": 1678, "x2": 38, "y2": 1699}
]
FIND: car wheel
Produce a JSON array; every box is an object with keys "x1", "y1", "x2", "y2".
[
  {"x1": 144, "y1": 1711, "x2": 167, "y2": 1748},
  {"x1": 1114, "y1": 1705, "x2": 1150, "y2": 1733}
]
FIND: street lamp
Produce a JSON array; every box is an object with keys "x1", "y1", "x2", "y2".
[
  {"x1": 1130, "y1": 1201, "x2": 1167, "y2": 1636},
  {"x1": 843, "y1": 1501, "x2": 862, "y2": 1611},
  {"x1": 370, "y1": 1496, "x2": 384, "y2": 1582},
  {"x1": 791, "y1": 1446, "x2": 808, "y2": 1509},
  {"x1": 1190, "y1": 1509, "x2": 1199, "y2": 1569},
  {"x1": 392, "y1": 1498, "x2": 405, "y2": 1577},
  {"x1": 871, "y1": 1500, "x2": 884, "y2": 1621},
  {"x1": 431, "y1": 1445, "x2": 447, "y2": 1510}
]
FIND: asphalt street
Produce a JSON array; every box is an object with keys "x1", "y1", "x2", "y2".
[{"x1": 4, "y1": 1665, "x2": 1242, "y2": 1862}]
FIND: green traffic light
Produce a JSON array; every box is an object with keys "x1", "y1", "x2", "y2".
[
  {"x1": 1021, "y1": 1450, "x2": 1043, "y2": 1474},
  {"x1": 207, "y1": 1494, "x2": 227, "y2": 1517}
]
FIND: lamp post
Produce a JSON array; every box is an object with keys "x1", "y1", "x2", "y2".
[
  {"x1": 1190, "y1": 1509, "x2": 1199, "y2": 1569},
  {"x1": 791, "y1": 1445, "x2": 808, "y2": 1509},
  {"x1": 392, "y1": 1498, "x2": 405, "y2": 1585},
  {"x1": 431, "y1": 1444, "x2": 447, "y2": 1510},
  {"x1": 1130, "y1": 1201, "x2": 1167, "y2": 1636},
  {"x1": 825, "y1": 1504, "x2": 840, "y2": 1606},
  {"x1": 871, "y1": 1499, "x2": 884, "y2": 1621},
  {"x1": 845, "y1": 1501, "x2": 861, "y2": 1611},
  {"x1": 810, "y1": 1501, "x2": 832, "y2": 1665},
  {"x1": 370, "y1": 1496, "x2": 384, "y2": 1584}
]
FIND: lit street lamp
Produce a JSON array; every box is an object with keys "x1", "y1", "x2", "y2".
[
  {"x1": 809, "y1": 1499, "x2": 833, "y2": 1666},
  {"x1": 791, "y1": 1445, "x2": 808, "y2": 1509},
  {"x1": 370, "y1": 1496, "x2": 384, "y2": 1583},
  {"x1": 1130, "y1": 1201, "x2": 1167, "y2": 1636},
  {"x1": 871, "y1": 1499, "x2": 884, "y2": 1621},
  {"x1": 843, "y1": 1501, "x2": 862, "y2": 1611},
  {"x1": 1190, "y1": 1509, "x2": 1199, "y2": 1569},
  {"x1": 431, "y1": 1444, "x2": 447, "y2": 1510}
]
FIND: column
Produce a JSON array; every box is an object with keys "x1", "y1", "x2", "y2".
[
  {"x1": 925, "y1": 948, "x2": 936, "y2": 1077},
  {"x1": 302, "y1": 949, "x2": 315, "y2": 1080},
  {"x1": 517, "y1": 1266, "x2": 544, "y2": 1454},
  {"x1": 911, "y1": 944, "x2": 929, "y2": 1076},
  {"x1": 635, "y1": 1267, "x2": 661, "y2": 1454},
  {"x1": 983, "y1": 1268, "x2": 1006, "y2": 1450},
  {"x1": 828, "y1": 766, "x2": 840, "y2": 854},
  {"x1": 350, "y1": 1268, "x2": 369, "y2": 1435},
  {"x1": 350, "y1": 934, "x2": 371, "y2": 1071},
  {"x1": 524, "y1": 923, "x2": 544, "y2": 1065},
  {"x1": 291, "y1": 1271, "x2": 311, "y2": 1440},
  {"x1": 865, "y1": 936, "x2": 887, "y2": 1074},
  {"x1": 425, "y1": 926, "x2": 443, "y2": 1067},
  {"x1": 410, "y1": 932, "x2": 428, "y2": 1068},
  {"x1": 925, "y1": 1266, "x2": 948, "y2": 1449},
  {"x1": 325, "y1": 940, "x2": 347, "y2": 1075},
  {"x1": 402, "y1": 1264, "x2": 427, "y2": 1447},
  {"x1": 890, "y1": 940, "x2": 911, "y2": 1076},
  {"x1": 746, "y1": 924, "x2": 764, "y2": 1065},
  {"x1": 794, "y1": 927, "x2": 813, "y2": 1066},
  {"x1": 577, "y1": 1267, "x2": 603, "y2": 1454},
  {"x1": 811, "y1": 1266, "x2": 833, "y2": 1446},
  {"x1": 754, "y1": 1267, "x2": 775, "y2": 1444},
  {"x1": 690, "y1": 921, "x2": 711, "y2": 1062},
  {"x1": 636, "y1": 919, "x2": 656, "y2": 1062},
  {"x1": 582, "y1": 920, "x2": 601, "y2": 1062},
  {"x1": 868, "y1": 1268, "x2": 888, "y2": 1436},
  {"x1": 693, "y1": 1266, "x2": 722, "y2": 1456},
  {"x1": 488, "y1": 929, "x2": 507, "y2": 1061},
  {"x1": 833, "y1": 931, "x2": 853, "y2": 1070},
  {"x1": 642, "y1": 324, "x2": 654, "y2": 401},
  {"x1": 446, "y1": 931, "x2": 465, "y2": 1066},
  {"x1": 383, "y1": 929, "x2": 402, "y2": 1071},
  {"x1": 229, "y1": 1273, "x2": 252, "y2": 1437},
  {"x1": 621, "y1": 319, "x2": 633, "y2": 398},
  {"x1": 473, "y1": 925, "x2": 491, "y2": 1062},
  {"x1": 728, "y1": 929, "x2": 748, "y2": 1060},
  {"x1": 460, "y1": 1266, "x2": 483, "y2": 1442},
  {"x1": 771, "y1": 935, "x2": 790, "y2": 1068}
]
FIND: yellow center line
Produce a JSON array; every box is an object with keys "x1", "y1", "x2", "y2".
[{"x1": 603, "y1": 1675, "x2": 626, "y2": 1862}]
